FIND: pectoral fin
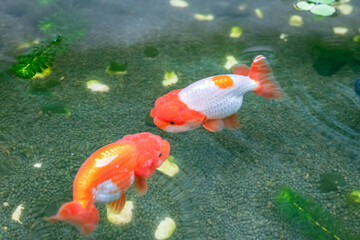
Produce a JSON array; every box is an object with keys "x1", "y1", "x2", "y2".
[
  {"x1": 202, "y1": 119, "x2": 225, "y2": 132},
  {"x1": 134, "y1": 176, "x2": 148, "y2": 195},
  {"x1": 106, "y1": 194, "x2": 126, "y2": 214},
  {"x1": 223, "y1": 114, "x2": 241, "y2": 129}
]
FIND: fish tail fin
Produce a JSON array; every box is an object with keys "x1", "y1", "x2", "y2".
[
  {"x1": 47, "y1": 201, "x2": 99, "y2": 235},
  {"x1": 249, "y1": 55, "x2": 284, "y2": 99}
]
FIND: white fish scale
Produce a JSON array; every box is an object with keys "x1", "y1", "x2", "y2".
[{"x1": 179, "y1": 74, "x2": 257, "y2": 119}]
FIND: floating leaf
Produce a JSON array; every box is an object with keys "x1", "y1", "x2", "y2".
[
  {"x1": 296, "y1": 1, "x2": 313, "y2": 11},
  {"x1": 229, "y1": 26, "x2": 242, "y2": 38},
  {"x1": 308, "y1": 0, "x2": 335, "y2": 4},
  {"x1": 254, "y1": 8, "x2": 263, "y2": 18},
  {"x1": 162, "y1": 72, "x2": 178, "y2": 87},
  {"x1": 310, "y1": 4, "x2": 336, "y2": 16},
  {"x1": 349, "y1": 190, "x2": 360, "y2": 206}
]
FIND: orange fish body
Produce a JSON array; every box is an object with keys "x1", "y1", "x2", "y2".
[
  {"x1": 150, "y1": 55, "x2": 284, "y2": 132},
  {"x1": 48, "y1": 132, "x2": 170, "y2": 235}
]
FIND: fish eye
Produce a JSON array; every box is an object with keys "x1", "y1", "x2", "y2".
[
  {"x1": 169, "y1": 121, "x2": 175, "y2": 125},
  {"x1": 159, "y1": 153, "x2": 162, "y2": 158}
]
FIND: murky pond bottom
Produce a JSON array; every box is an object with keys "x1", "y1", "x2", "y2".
[{"x1": 0, "y1": 0, "x2": 359, "y2": 239}]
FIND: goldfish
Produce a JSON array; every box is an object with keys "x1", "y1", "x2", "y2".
[
  {"x1": 150, "y1": 55, "x2": 284, "y2": 132},
  {"x1": 47, "y1": 132, "x2": 170, "y2": 235}
]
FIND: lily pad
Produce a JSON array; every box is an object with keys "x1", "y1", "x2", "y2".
[
  {"x1": 296, "y1": 1, "x2": 313, "y2": 11},
  {"x1": 308, "y1": 0, "x2": 335, "y2": 4},
  {"x1": 310, "y1": 4, "x2": 336, "y2": 16}
]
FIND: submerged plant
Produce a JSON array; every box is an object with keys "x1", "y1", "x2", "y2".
[
  {"x1": 12, "y1": 35, "x2": 68, "y2": 79},
  {"x1": 295, "y1": 0, "x2": 336, "y2": 16},
  {"x1": 275, "y1": 187, "x2": 356, "y2": 240}
]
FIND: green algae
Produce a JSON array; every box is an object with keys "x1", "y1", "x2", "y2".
[
  {"x1": 144, "y1": 46, "x2": 159, "y2": 58},
  {"x1": 319, "y1": 173, "x2": 346, "y2": 192}
]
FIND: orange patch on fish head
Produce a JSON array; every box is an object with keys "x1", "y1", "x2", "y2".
[
  {"x1": 151, "y1": 89, "x2": 205, "y2": 132},
  {"x1": 212, "y1": 75, "x2": 234, "y2": 89},
  {"x1": 124, "y1": 133, "x2": 170, "y2": 178}
]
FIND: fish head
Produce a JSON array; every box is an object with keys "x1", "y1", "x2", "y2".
[
  {"x1": 150, "y1": 89, "x2": 205, "y2": 132},
  {"x1": 122, "y1": 132, "x2": 170, "y2": 178}
]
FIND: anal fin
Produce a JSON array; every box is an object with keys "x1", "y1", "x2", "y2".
[
  {"x1": 202, "y1": 119, "x2": 225, "y2": 132},
  {"x1": 223, "y1": 114, "x2": 241, "y2": 129},
  {"x1": 134, "y1": 176, "x2": 148, "y2": 195},
  {"x1": 106, "y1": 194, "x2": 126, "y2": 214}
]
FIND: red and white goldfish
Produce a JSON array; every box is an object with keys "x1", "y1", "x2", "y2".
[
  {"x1": 150, "y1": 55, "x2": 284, "y2": 132},
  {"x1": 48, "y1": 132, "x2": 170, "y2": 235}
]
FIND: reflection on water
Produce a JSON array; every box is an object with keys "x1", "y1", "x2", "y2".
[{"x1": 0, "y1": 0, "x2": 360, "y2": 239}]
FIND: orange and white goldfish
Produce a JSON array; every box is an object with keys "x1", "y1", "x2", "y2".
[
  {"x1": 150, "y1": 55, "x2": 284, "y2": 132},
  {"x1": 48, "y1": 132, "x2": 170, "y2": 235}
]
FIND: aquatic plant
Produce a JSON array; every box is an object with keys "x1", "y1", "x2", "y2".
[
  {"x1": 38, "y1": 11, "x2": 86, "y2": 42},
  {"x1": 12, "y1": 35, "x2": 67, "y2": 79},
  {"x1": 275, "y1": 187, "x2": 355, "y2": 240},
  {"x1": 348, "y1": 190, "x2": 360, "y2": 206},
  {"x1": 295, "y1": 0, "x2": 336, "y2": 16}
]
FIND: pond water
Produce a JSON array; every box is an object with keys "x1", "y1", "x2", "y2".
[{"x1": 0, "y1": 0, "x2": 359, "y2": 239}]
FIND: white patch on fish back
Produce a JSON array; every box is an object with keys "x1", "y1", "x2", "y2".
[
  {"x1": 93, "y1": 179, "x2": 121, "y2": 204},
  {"x1": 179, "y1": 74, "x2": 257, "y2": 119},
  {"x1": 95, "y1": 155, "x2": 118, "y2": 168}
]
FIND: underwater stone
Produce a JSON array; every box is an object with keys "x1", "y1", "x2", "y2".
[
  {"x1": 144, "y1": 46, "x2": 159, "y2": 58},
  {"x1": 87, "y1": 80, "x2": 110, "y2": 92},
  {"x1": 107, "y1": 201, "x2": 133, "y2": 224},
  {"x1": 289, "y1": 15, "x2": 303, "y2": 27},
  {"x1": 333, "y1": 26, "x2": 348, "y2": 35},
  {"x1": 155, "y1": 217, "x2": 176, "y2": 240},
  {"x1": 336, "y1": 4, "x2": 353, "y2": 15},
  {"x1": 193, "y1": 13, "x2": 214, "y2": 21},
  {"x1": 319, "y1": 173, "x2": 345, "y2": 192},
  {"x1": 169, "y1": 0, "x2": 188, "y2": 8}
]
